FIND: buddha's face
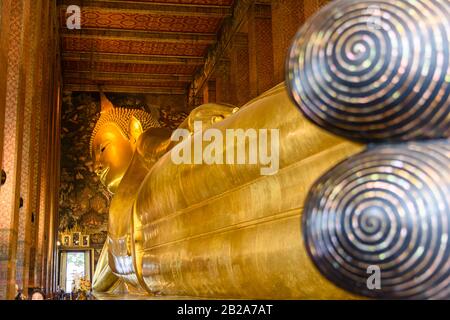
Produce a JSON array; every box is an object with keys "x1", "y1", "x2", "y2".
[{"x1": 92, "y1": 123, "x2": 134, "y2": 194}]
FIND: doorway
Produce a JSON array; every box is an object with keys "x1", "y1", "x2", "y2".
[{"x1": 59, "y1": 250, "x2": 94, "y2": 293}]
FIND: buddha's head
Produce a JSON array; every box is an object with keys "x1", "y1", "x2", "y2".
[{"x1": 90, "y1": 93, "x2": 160, "y2": 194}]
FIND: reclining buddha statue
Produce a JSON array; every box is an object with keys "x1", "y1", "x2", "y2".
[
  {"x1": 91, "y1": 84, "x2": 363, "y2": 298},
  {"x1": 92, "y1": 0, "x2": 450, "y2": 299}
]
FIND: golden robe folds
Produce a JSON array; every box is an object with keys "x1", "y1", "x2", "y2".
[{"x1": 129, "y1": 84, "x2": 363, "y2": 298}]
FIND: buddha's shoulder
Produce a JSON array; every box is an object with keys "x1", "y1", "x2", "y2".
[{"x1": 136, "y1": 127, "x2": 172, "y2": 165}]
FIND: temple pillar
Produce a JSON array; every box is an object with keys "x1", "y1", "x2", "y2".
[
  {"x1": 202, "y1": 81, "x2": 209, "y2": 104},
  {"x1": 207, "y1": 80, "x2": 216, "y2": 103},
  {"x1": 0, "y1": 0, "x2": 28, "y2": 300},
  {"x1": 22, "y1": 17, "x2": 46, "y2": 293},
  {"x1": 34, "y1": 3, "x2": 53, "y2": 291},
  {"x1": 44, "y1": 71, "x2": 61, "y2": 294},
  {"x1": 304, "y1": 0, "x2": 332, "y2": 21},
  {"x1": 229, "y1": 33, "x2": 250, "y2": 106},
  {"x1": 0, "y1": 0, "x2": 12, "y2": 170},
  {"x1": 271, "y1": 0, "x2": 332, "y2": 84},
  {"x1": 271, "y1": 0, "x2": 305, "y2": 84},
  {"x1": 200, "y1": 79, "x2": 217, "y2": 105},
  {"x1": 15, "y1": 0, "x2": 42, "y2": 294},
  {"x1": 0, "y1": 0, "x2": 9, "y2": 296},
  {"x1": 0, "y1": 0, "x2": 60, "y2": 298},
  {"x1": 214, "y1": 60, "x2": 232, "y2": 105},
  {"x1": 248, "y1": 3, "x2": 274, "y2": 97},
  {"x1": 27, "y1": 3, "x2": 51, "y2": 291},
  {"x1": 187, "y1": 79, "x2": 203, "y2": 109}
]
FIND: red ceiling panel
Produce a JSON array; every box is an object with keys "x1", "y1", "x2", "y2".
[
  {"x1": 60, "y1": 9, "x2": 223, "y2": 33},
  {"x1": 63, "y1": 60, "x2": 198, "y2": 74},
  {"x1": 64, "y1": 77, "x2": 189, "y2": 88},
  {"x1": 62, "y1": 37, "x2": 208, "y2": 56},
  {"x1": 59, "y1": 1, "x2": 235, "y2": 91},
  {"x1": 120, "y1": 0, "x2": 233, "y2": 5}
]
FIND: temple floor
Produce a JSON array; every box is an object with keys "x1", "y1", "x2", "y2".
[{"x1": 93, "y1": 292, "x2": 211, "y2": 300}]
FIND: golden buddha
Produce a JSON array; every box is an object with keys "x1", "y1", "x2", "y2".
[
  {"x1": 90, "y1": 84, "x2": 363, "y2": 298},
  {"x1": 92, "y1": 0, "x2": 449, "y2": 299},
  {"x1": 91, "y1": 93, "x2": 244, "y2": 294}
]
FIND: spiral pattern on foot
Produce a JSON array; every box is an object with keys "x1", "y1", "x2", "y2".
[
  {"x1": 303, "y1": 140, "x2": 450, "y2": 299},
  {"x1": 287, "y1": 0, "x2": 450, "y2": 142}
]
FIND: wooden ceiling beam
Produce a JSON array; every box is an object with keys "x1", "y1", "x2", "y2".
[
  {"x1": 57, "y1": 0, "x2": 232, "y2": 18},
  {"x1": 61, "y1": 29, "x2": 216, "y2": 45},
  {"x1": 63, "y1": 83, "x2": 187, "y2": 94},
  {"x1": 63, "y1": 71, "x2": 193, "y2": 82},
  {"x1": 62, "y1": 52, "x2": 205, "y2": 65}
]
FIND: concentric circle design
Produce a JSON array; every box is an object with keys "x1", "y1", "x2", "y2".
[
  {"x1": 303, "y1": 140, "x2": 450, "y2": 299},
  {"x1": 287, "y1": 0, "x2": 450, "y2": 142}
]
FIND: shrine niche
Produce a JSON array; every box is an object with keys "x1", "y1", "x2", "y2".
[
  {"x1": 57, "y1": 225, "x2": 95, "y2": 296},
  {"x1": 58, "y1": 224, "x2": 90, "y2": 249}
]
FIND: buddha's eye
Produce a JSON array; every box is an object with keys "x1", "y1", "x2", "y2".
[{"x1": 100, "y1": 142, "x2": 110, "y2": 154}]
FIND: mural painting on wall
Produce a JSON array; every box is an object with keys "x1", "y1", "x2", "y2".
[{"x1": 59, "y1": 91, "x2": 188, "y2": 265}]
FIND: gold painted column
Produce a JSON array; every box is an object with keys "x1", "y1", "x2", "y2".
[
  {"x1": 36, "y1": 0, "x2": 61, "y2": 294},
  {"x1": 0, "y1": 0, "x2": 61, "y2": 298},
  {"x1": 28, "y1": 1, "x2": 52, "y2": 291},
  {"x1": 34, "y1": 3, "x2": 53, "y2": 291},
  {"x1": 0, "y1": 0, "x2": 28, "y2": 300},
  {"x1": 0, "y1": 0, "x2": 12, "y2": 170},
  {"x1": 0, "y1": 0, "x2": 9, "y2": 298},
  {"x1": 44, "y1": 63, "x2": 62, "y2": 294},
  {"x1": 22, "y1": 3, "x2": 46, "y2": 292},
  {"x1": 15, "y1": 0, "x2": 41, "y2": 293}
]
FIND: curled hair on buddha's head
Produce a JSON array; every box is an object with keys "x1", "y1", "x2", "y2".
[{"x1": 90, "y1": 92, "x2": 160, "y2": 155}]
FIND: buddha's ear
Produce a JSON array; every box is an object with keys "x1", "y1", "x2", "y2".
[{"x1": 129, "y1": 115, "x2": 144, "y2": 145}]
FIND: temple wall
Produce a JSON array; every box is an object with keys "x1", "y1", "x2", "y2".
[
  {"x1": 202, "y1": 0, "x2": 333, "y2": 106},
  {"x1": 0, "y1": 0, "x2": 61, "y2": 299}
]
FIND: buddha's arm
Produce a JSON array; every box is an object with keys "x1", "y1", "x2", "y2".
[
  {"x1": 133, "y1": 83, "x2": 365, "y2": 298},
  {"x1": 92, "y1": 242, "x2": 118, "y2": 292},
  {"x1": 179, "y1": 103, "x2": 239, "y2": 131}
]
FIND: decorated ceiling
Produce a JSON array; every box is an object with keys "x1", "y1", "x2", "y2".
[{"x1": 58, "y1": 0, "x2": 235, "y2": 94}]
